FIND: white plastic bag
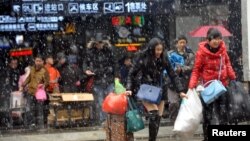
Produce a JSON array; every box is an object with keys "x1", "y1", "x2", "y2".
[
  {"x1": 10, "y1": 91, "x2": 26, "y2": 117},
  {"x1": 173, "y1": 89, "x2": 203, "y2": 140},
  {"x1": 10, "y1": 91, "x2": 25, "y2": 109}
]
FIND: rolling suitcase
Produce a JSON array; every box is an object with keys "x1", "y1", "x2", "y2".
[{"x1": 105, "y1": 114, "x2": 134, "y2": 141}]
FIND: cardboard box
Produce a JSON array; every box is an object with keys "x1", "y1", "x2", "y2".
[{"x1": 60, "y1": 93, "x2": 94, "y2": 102}]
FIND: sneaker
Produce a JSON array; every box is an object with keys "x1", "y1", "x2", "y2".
[{"x1": 28, "y1": 123, "x2": 37, "y2": 130}]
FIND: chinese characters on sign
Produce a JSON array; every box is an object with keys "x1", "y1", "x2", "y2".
[
  {"x1": 1, "y1": 1, "x2": 148, "y2": 32},
  {"x1": 14, "y1": 2, "x2": 100, "y2": 15},
  {"x1": 13, "y1": 2, "x2": 147, "y2": 15},
  {"x1": 104, "y1": 2, "x2": 147, "y2": 14},
  {"x1": 44, "y1": 3, "x2": 64, "y2": 14},
  {"x1": 0, "y1": 15, "x2": 61, "y2": 32},
  {"x1": 0, "y1": 23, "x2": 58, "y2": 32},
  {"x1": 79, "y1": 3, "x2": 99, "y2": 13},
  {"x1": 125, "y1": 2, "x2": 147, "y2": 13},
  {"x1": 68, "y1": 3, "x2": 99, "y2": 14}
]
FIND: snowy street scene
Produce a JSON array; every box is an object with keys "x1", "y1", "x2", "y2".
[{"x1": 1, "y1": 0, "x2": 250, "y2": 141}]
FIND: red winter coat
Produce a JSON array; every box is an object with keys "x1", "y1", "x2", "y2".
[{"x1": 189, "y1": 41, "x2": 236, "y2": 89}]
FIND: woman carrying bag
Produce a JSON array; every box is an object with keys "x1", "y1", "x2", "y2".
[
  {"x1": 188, "y1": 28, "x2": 236, "y2": 141},
  {"x1": 126, "y1": 37, "x2": 186, "y2": 141}
]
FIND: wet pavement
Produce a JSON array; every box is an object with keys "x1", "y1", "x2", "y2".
[{"x1": 0, "y1": 124, "x2": 203, "y2": 141}]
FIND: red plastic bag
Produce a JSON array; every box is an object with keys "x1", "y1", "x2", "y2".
[{"x1": 102, "y1": 92, "x2": 128, "y2": 115}]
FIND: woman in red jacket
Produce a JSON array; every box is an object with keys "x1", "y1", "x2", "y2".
[{"x1": 189, "y1": 28, "x2": 236, "y2": 141}]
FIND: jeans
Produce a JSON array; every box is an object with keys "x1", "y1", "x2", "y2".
[
  {"x1": 25, "y1": 93, "x2": 44, "y2": 128},
  {"x1": 92, "y1": 83, "x2": 114, "y2": 123}
]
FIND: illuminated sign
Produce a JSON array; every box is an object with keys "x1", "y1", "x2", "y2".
[
  {"x1": 0, "y1": 15, "x2": 63, "y2": 32},
  {"x1": 28, "y1": 23, "x2": 58, "y2": 31},
  {"x1": 12, "y1": 2, "x2": 102, "y2": 15},
  {"x1": 10, "y1": 48, "x2": 33, "y2": 57},
  {"x1": 0, "y1": 24, "x2": 26, "y2": 31},
  {"x1": 68, "y1": 3, "x2": 79, "y2": 14},
  {"x1": 44, "y1": 3, "x2": 64, "y2": 14},
  {"x1": 0, "y1": 23, "x2": 58, "y2": 32},
  {"x1": 22, "y1": 3, "x2": 43, "y2": 14},
  {"x1": 79, "y1": 3, "x2": 99, "y2": 13},
  {"x1": 0, "y1": 1, "x2": 152, "y2": 32},
  {"x1": 125, "y1": 2, "x2": 147, "y2": 13},
  {"x1": 112, "y1": 16, "x2": 145, "y2": 26},
  {"x1": 104, "y1": 2, "x2": 124, "y2": 14},
  {"x1": 0, "y1": 16, "x2": 17, "y2": 23},
  {"x1": 12, "y1": 1, "x2": 147, "y2": 15},
  {"x1": 104, "y1": 2, "x2": 147, "y2": 14}
]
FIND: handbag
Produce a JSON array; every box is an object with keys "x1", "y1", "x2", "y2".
[
  {"x1": 201, "y1": 56, "x2": 227, "y2": 104},
  {"x1": 136, "y1": 75, "x2": 163, "y2": 104},
  {"x1": 126, "y1": 97, "x2": 145, "y2": 133}
]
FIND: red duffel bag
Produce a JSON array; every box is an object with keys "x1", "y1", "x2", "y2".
[{"x1": 102, "y1": 92, "x2": 128, "y2": 115}]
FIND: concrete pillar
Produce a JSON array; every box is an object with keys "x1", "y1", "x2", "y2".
[{"x1": 241, "y1": 0, "x2": 250, "y2": 81}]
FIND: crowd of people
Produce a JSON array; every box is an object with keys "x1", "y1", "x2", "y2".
[{"x1": 0, "y1": 28, "x2": 237, "y2": 141}]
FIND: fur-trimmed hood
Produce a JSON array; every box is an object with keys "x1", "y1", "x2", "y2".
[{"x1": 86, "y1": 40, "x2": 112, "y2": 49}]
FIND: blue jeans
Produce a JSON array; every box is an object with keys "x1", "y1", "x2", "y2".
[{"x1": 92, "y1": 83, "x2": 114, "y2": 123}]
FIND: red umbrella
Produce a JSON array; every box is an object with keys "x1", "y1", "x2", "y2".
[{"x1": 189, "y1": 25, "x2": 232, "y2": 37}]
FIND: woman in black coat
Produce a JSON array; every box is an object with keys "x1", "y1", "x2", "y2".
[{"x1": 126, "y1": 38, "x2": 186, "y2": 141}]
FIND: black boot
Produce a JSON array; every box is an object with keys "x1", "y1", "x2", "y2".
[
  {"x1": 148, "y1": 110, "x2": 159, "y2": 141},
  {"x1": 202, "y1": 120, "x2": 209, "y2": 141},
  {"x1": 155, "y1": 115, "x2": 161, "y2": 135}
]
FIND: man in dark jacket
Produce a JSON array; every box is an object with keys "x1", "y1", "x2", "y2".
[
  {"x1": 5, "y1": 58, "x2": 21, "y2": 91},
  {"x1": 82, "y1": 33, "x2": 118, "y2": 125},
  {"x1": 0, "y1": 58, "x2": 20, "y2": 127},
  {"x1": 59, "y1": 55, "x2": 82, "y2": 93}
]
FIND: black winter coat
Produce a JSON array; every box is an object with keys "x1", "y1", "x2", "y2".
[
  {"x1": 5, "y1": 67, "x2": 21, "y2": 91},
  {"x1": 126, "y1": 51, "x2": 185, "y2": 94},
  {"x1": 58, "y1": 63, "x2": 82, "y2": 93},
  {"x1": 82, "y1": 42, "x2": 117, "y2": 86}
]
